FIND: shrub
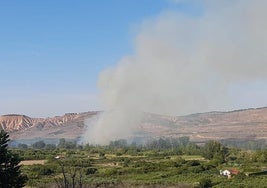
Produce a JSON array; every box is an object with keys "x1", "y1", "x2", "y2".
[
  {"x1": 99, "y1": 152, "x2": 105, "y2": 157},
  {"x1": 199, "y1": 178, "x2": 212, "y2": 188},
  {"x1": 86, "y1": 167, "x2": 98, "y2": 175},
  {"x1": 116, "y1": 152, "x2": 123, "y2": 156},
  {"x1": 104, "y1": 168, "x2": 118, "y2": 176},
  {"x1": 30, "y1": 165, "x2": 55, "y2": 176},
  {"x1": 188, "y1": 165, "x2": 205, "y2": 173},
  {"x1": 187, "y1": 160, "x2": 201, "y2": 167}
]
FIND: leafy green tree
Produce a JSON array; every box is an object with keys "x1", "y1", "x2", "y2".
[
  {"x1": 109, "y1": 139, "x2": 127, "y2": 148},
  {"x1": 32, "y1": 140, "x2": 46, "y2": 149},
  {"x1": 255, "y1": 149, "x2": 267, "y2": 163},
  {"x1": 18, "y1": 143, "x2": 28, "y2": 149},
  {"x1": 178, "y1": 136, "x2": 190, "y2": 147},
  {"x1": 64, "y1": 141, "x2": 77, "y2": 149},
  {"x1": 45, "y1": 144, "x2": 56, "y2": 150},
  {"x1": 58, "y1": 138, "x2": 77, "y2": 149},
  {"x1": 203, "y1": 140, "x2": 229, "y2": 163},
  {"x1": 58, "y1": 138, "x2": 66, "y2": 148},
  {"x1": 0, "y1": 130, "x2": 27, "y2": 187}
]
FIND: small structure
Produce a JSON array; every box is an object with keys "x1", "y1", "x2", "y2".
[
  {"x1": 220, "y1": 170, "x2": 231, "y2": 176},
  {"x1": 229, "y1": 169, "x2": 239, "y2": 175},
  {"x1": 220, "y1": 169, "x2": 239, "y2": 179},
  {"x1": 55, "y1": 155, "x2": 65, "y2": 159}
]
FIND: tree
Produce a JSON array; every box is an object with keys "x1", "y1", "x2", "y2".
[
  {"x1": 202, "y1": 140, "x2": 229, "y2": 163},
  {"x1": 54, "y1": 158, "x2": 88, "y2": 188},
  {"x1": 58, "y1": 138, "x2": 66, "y2": 148},
  {"x1": 0, "y1": 130, "x2": 27, "y2": 187},
  {"x1": 18, "y1": 143, "x2": 28, "y2": 149},
  {"x1": 178, "y1": 136, "x2": 190, "y2": 147},
  {"x1": 32, "y1": 140, "x2": 46, "y2": 149},
  {"x1": 58, "y1": 138, "x2": 77, "y2": 149},
  {"x1": 45, "y1": 144, "x2": 56, "y2": 150}
]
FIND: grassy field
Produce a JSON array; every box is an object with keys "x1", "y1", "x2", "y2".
[
  {"x1": 18, "y1": 149, "x2": 267, "y2": 188},
  {"x1": 10, "y1": 138, "x2": 266, "y2": 187}
]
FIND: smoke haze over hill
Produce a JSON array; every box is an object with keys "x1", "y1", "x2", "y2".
[{"x1": 83, "y1": 0, "x2": 267, "y2": 144}]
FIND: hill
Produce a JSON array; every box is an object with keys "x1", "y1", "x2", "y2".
[
  {"x1": 141, "y1": 107, "x2": 267, "y2": 142},
  {"x1": 1, "y1": 107, "x2": 267, "y2": 143},
  {"x1": 0, "y1": 112, "x2": 98, "y2": 141}
]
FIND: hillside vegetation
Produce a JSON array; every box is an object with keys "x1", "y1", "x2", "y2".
[{"x1": 11, "y1": 137, "x2": 267, "y2": 188}]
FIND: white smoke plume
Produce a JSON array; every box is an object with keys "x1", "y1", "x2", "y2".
[{"x1": 83, "y1": 0, "x2": 267, "y2": 144}]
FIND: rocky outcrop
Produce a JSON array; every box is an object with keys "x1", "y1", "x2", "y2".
[
  {"x1": 0, "y1": 114, "x2": 33, "y2": 131},
  {"x1": 0, "y1": 112, "x2": 98, "y2": 132}
]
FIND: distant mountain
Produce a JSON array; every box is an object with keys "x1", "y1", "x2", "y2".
[
  {"x1": 0, "y1": 114, "x2": 33, "y2": 131},
  {"x1": 0, "y1": 112, "x2": 98, "y2": 141},
  {"x1": 141, "y1": 107, "x2": 267, "y2": 142},
  {"x1": 1, "y1": 107, "x2": 267, "y2": 143}
]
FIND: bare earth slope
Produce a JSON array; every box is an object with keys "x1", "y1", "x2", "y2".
[
  {"x1": 0, "y1": 112, "x2": 98, "y2": 140},
  {"x1": 1, "y1": 107, "x2": 267, "y2": 142},
  {"x1": 0, "y1": 114, "x2": 33, "y2": 131},
  {"x1": 141, "y1": 107, "x2": 267, "y2": 142}
]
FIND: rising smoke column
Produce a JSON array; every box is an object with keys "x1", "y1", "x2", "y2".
[{"x1": 83, "y1": 0, "x2": 267, "y2": 145}]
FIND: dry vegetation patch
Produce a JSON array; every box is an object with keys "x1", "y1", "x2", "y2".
[{"x1": 19, "y1": 160, "x2": 47, "y2": 165}]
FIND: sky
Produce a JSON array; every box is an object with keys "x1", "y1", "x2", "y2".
[
  {"x1": 0, "y1": 0, "x2": 202, "y2": 117},
  {"x1": 0, "y1": 0, "x2": 266, "y2": 118}
]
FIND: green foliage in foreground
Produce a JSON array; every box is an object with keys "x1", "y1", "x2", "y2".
[
  {"x1": 13, "y1": 141, "x2": 267, "y2": 188},
  {"x1": 0, "y1": 130, "x2": 27, "y2": 188},
  {"x1": 7, "y1": 137, "x2": 267, "y2": 187}
]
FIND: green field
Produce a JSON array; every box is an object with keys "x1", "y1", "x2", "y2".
[{"x1": 13, "y1": 140, "x2": 267, "y2": 188}]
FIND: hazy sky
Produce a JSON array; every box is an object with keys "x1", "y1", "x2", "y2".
[
  {"x1": 0, "y1": 0, "x2": 266, "y2": 118},
  {"x1": 0, "y1": 0, "x2": 164, "y2": 116}
]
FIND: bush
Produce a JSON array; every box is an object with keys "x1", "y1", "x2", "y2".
[
  {"x1": 187, "y1": 160, "x2": 201, "y2": 167},
  {"x1": 104, "y1": 168, "x2": 118, "y2": 176},
  {"x1": 99, "y1": 152, "x2": 105, "y2": 157},
  {"x1": 116, "y1": 152, "x2": 123, "y2": 156},
  {"x1": 188, "y1": 165, "x2": 205, "y2": 173},
  {"x1": 45, "y1": 144, "x2": 56, "y2": 150},
  {"x1": 30, "y1": 165, "x2": 55, "y2": 176},
  {"x1": 199, "y1": 178, "x2": 212, "y2": 188},
  {"x1": 86, "y1": 167, "x2": 98, "y2": 175},
  {"x1": 234, "y1": 172, "x2": 246, "y2": 180}
]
